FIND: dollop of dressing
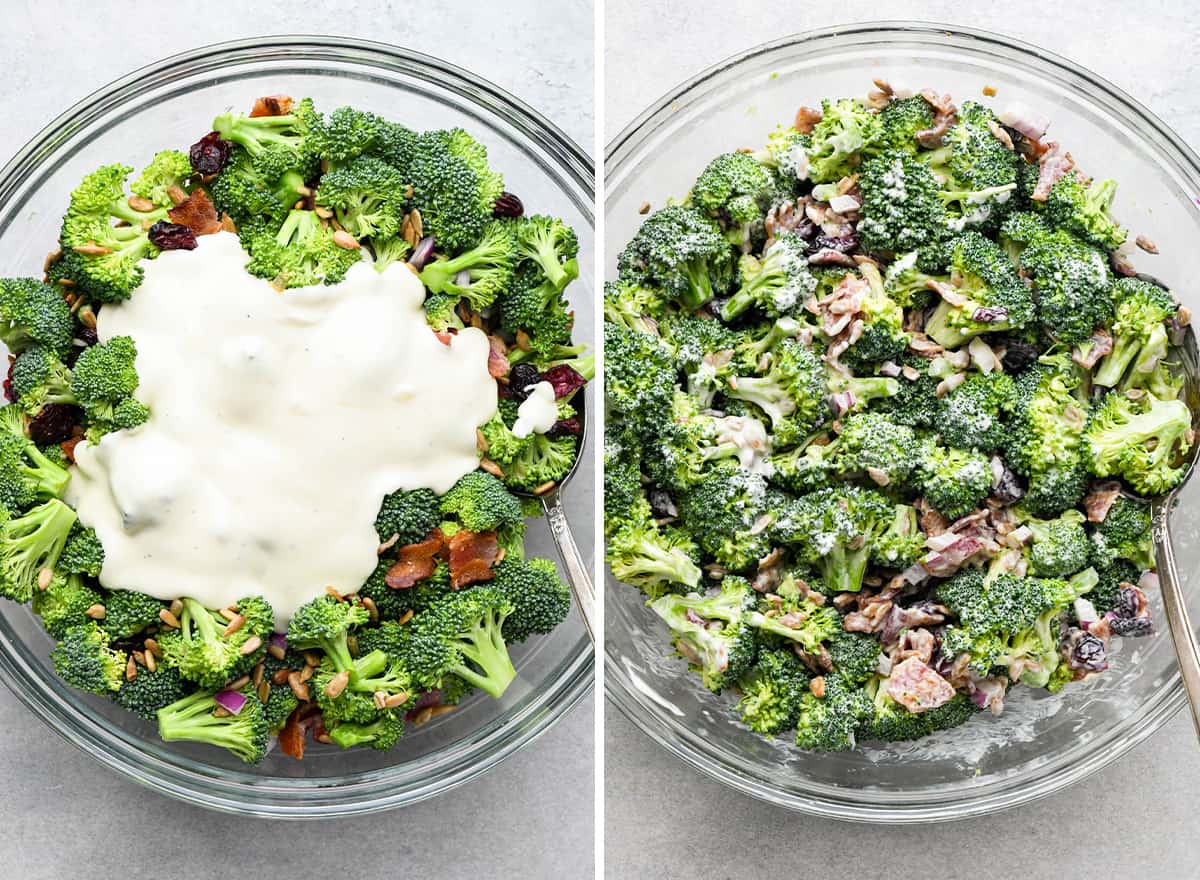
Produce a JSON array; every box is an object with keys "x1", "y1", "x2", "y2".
[
  {"x1": 67, "y1": 232, "x2": 496, "y2": 622},
  {"x1": 512, "y1": 381, "x2": 558, "y2": 438}
]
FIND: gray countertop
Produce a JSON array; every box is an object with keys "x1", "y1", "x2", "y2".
[
  {"x1": 604, "y1": 2, "x2": 1200, "y2": 878},
  {"x1": 0, "y1": 3, "x2": 593, "y2": 878}
]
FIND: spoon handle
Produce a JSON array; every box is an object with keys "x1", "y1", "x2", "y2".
[
  {"x1": 543, "y1": 491, "x2": 596, "y2": 643},
  {"x1": 1152, "y1": 499, "x2": 1200, "y2": 738}
]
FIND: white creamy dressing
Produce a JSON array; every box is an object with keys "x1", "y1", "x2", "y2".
[
  {"x1": 512, "y1": 380, "x2": 558, "y2": 439},
  {"x1": 67, "y1": 232, "x2": 497, "y2": 623}
]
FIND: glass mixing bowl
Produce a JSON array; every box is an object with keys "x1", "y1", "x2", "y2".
[
  {"x1": 605, "y1": 22, "x2": 1200, "y2": 822},
  {"x1": 0, "y1": 36, "x2": 594, "y2": 818}
]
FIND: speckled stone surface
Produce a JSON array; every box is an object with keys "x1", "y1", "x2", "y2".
[
  {"x1": 605, "y1": 3, "x2": 1200, "y2": 878},
  {"x1": 0, "y1": 3, "x2": 593, "y2": 878}
]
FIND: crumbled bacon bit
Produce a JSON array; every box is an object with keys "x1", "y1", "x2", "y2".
[
  {"x1": 916, "y1": 89, "x2": 957, "y2": 148},
  {"x1": 1032, "y1": 144, "x2": 1074, "y2": 201},
  {"x1": 167, "y1": 188, "x2": 222, "y2": 236},
  {"x1": 887, "y1": 656, "x2": 956, "y2": 713},
  {"x1": 249, "y1": 95, "x2": 294, "y2": 117},
  {"x1": 385, "y1": 529, "x2": 446, "y2": 589},
  {"x1": 1084, "y1": 481, "x2": 1124, "y2": 523},
  {"x1": 447, "y1": 529, "x2": 500, "y2": 589},
  {"x1": 487, "y1": 335, "x2": 510, "y2": 378},
  {"x1": 278, "y1": 708, "x2": 306, "y2": 760},
  {"x1": 793, "y1": 105, "x2": 823, "y2": 134}
]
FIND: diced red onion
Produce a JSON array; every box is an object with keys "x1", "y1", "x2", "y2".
[
  {"x1": 270, "y1": 633, "x2": 287, "y2": 652},
  {"x1": 215, "y1": 689, "x2": 248, "y2": 715},
  {"x1": 410, "y1": 236, "x2": 436, "y2": 270},
  {"x1": 878, "y1": 360, "x2": 901, "y2": 378},
  {"x1": 828, "y1": 391, "x2": 856, "y2": 417},
  {"x1": 971, "y1": 305, "x2": 1008, "y2": 324},
  {"x1": 999, "y1": 105, "x2": 1049, "y2": 140},
  {"x1": 901, "y1": 562, "x2": 929, "y2": 585},
  {"x1": 1075, "y1": 598, "x2": 1099, "y2": 629}
]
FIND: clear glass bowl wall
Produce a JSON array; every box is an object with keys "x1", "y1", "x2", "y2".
[
  {"x1": 0, "y1": 37, "x2": 594, "y2": 818},
  {"x1": 605, "y1": 23, "x2": 1200, "y2": 822}
]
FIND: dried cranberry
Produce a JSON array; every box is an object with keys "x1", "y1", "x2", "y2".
[
  {"x1": 29, "y1": 403, "x2": 83, "y2": 445},
  {"x1": 492, "y1": 191, "x2": 524, "y2": 218},
  {"x1": 972, "y1": 306, "x2": 1009, "y2": 324},
  {"x1": 1109, "y1": 615, "x2": 1153, "y2": 637},
  {"x1": 547, "y1": 417, "x2": 582, "y2": 438},
  {"x1": 540, "y1": 364, "x2": 587, "y2": 399},
  {"x1": 508, "y1": 364, "x2": 541, "y2": 400},
  {"x1": 189, "y1": 131, "x2": 232, "y2": 175},
  {"x1": 793, "y1": 218, "x2": 818, "y2": 241},
  {"x1": 148, "y1": 221, "x2": 198, "y2": 251},
  {"x1": 1000, "y1": 338, "x2": 1040, "y2": 372},
  {"x1": 1071, "y1": 633, "x2": 1108, "y2": 672},
  {"x1": 77, "y1": 328, "x2": 99, "y2": 347},
  {"x1": 3, "y1": 359, "x2": 14, "y2": 403},
  {"x1": 991, "y1": 462, "x2": 1025, "y2": 504},
  {"x1": 812, "y1": 231, "x2": 859, "y2": 253}
]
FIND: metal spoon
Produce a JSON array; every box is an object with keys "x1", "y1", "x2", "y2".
[
  {"x1": 515, "y1": 393, "x2": 596, "y2": 642},
  {"x1": 1131, "y1": 274, "x2": 1200, "y2": 736}
]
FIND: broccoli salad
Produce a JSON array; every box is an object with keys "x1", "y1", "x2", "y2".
[
  {"x1": 604, "y1": 82, "x2": 1193, "y2": 751},
  {"x1": 0, "y1": 95, "x2": 591, "y2": 763}
]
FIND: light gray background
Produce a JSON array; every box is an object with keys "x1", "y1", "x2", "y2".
[
  {"x1": 605, "y1": 2, "x2": 1200, "y2": 879},
  {"x1": 0, "y1": 3, "x2": 593, "y2": 879}
]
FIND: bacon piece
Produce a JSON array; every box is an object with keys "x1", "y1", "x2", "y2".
[
  {"x1": 921, "y1": 535, "x2": 984, "y2": 577},
  {"x1": 487, "y1": 335, "x2": 510, "y2": 378},
  {"x1": 887, "y1": 656, "x2": 956, "y2": 713},
  {"x1": 1032, "y1": 145, "x2": 1074, "y2": 201},
  {"x1": 448, "y1": 529, "x2": 500, "y2": 589},
  {"x1": 793, "y1": 105, "x2": 823, "y2": 134},
  {"x1": 60, "y1": 436, "x2": 82, "y2": 464},
  {"x1": 916, "y1": 89, "x2": 957, "y2": 148},
  {"x1": 1084, "y1": 480, "x2": 1124, "y2": 523},
  {"x1": 168, "y1": 189, "x2": 222, "y2": 236},
  {"x1": 278, "y1": 707, "x2": 306, "y2": 760},
  {"x1": 895, "y1": 627, "x2": 937, "y2": 665},
  {"x1": 385, "y1": 529, "x2": 447, "y2": 589},
  {"x1": 249, "y1": 95, "x2": 294, "y2": 117},
  {"x1": 916, "y1": 497, "x2": 950, "y2": 537},
  {"x1": 808, "y1": 248, "x2": 857, "y2": 267},
  {"x1": 1073, "y1": 328, "x2": 1113, "y2": 369}
]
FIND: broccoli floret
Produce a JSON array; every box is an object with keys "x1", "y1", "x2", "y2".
[
  {"x1": 160, "y1": 596, "x2": 274, "y2": 690},
  {"x1": 357, "y1": 558, "x2": 451, "y2": 622},
  {"x1": 212, "y1": 99, "x2": 320, "y2": 179},
  {"x1": 923, "y1": 232, "x2": 1033, "y2": 347},
  {"x1": 756, "y1": 126, "x2": 810, "y2": 184},
  {"x1": 921, "y1": 102, "x2": 1020, "y2": 232},
  {"x1": 314, "y1": 155, "x2": 407, "y2": 241},
  {"x1": 1001, "y1": 212, "x2": 1113, "y2": 345},
  {"x1": 677, "y1": 469, "x2": 772, "y2": 571},
  {"x1": 0, "y1": 413, "x2": 71, "y2": 510},
  {"x1": 313, "y1": 647, "x2": 412, "y2": 725},
  {"x1": 209, "y1": 145, "x2": 307, "y2": 226},
  {"x1": 1084, "y1": 392, "x2": 1193, "y2": 496},
  {"x1": 603, "y1": 280, "x2": 669, "y2": 336},
  {"x1": 287, "y1": 595, "x2": 369, "y2": 676},
  {"x1": 805, "y1": 98, "x2": 883, "y2": 183},
  {"x1": 747, "y1": 593, "x2": 841, "y2": 651},
  {"x1": 691, "y1": 152, "x2": 777, "y2": 228},
  {"x1": 511, "y1": 214, "x2": 579, "y2": 293},
  {"x1": 10, "y1": 346, "x2": 76, "y2": 415},
  {"x1": 827, "y1": 411, "x2": 924, "y2": 487},
  {"x1": 374, "y1": 487, "x2": 440, "y2": 545},
  {"x1": 491, "y1": 556, "x2": 571, "y2": 642},
  {"x1": 328, "y1": 711, "x2": 405, "y2": 751},
  {"x1": 0, "y1": 278, "x2": 74, "y2": 358},
  {"x1": 421, "y1": 128, "x2": 505, "y2": 218},
  {"x1": 32, "y1": 571, "x2": 102, "y2": 637},
  {"x1": 650, "y1": 575, "x2": 757, "y2": 693},
  {"x1": 876, "y1": 354, "x2": 941, "y2": 428},
  {"x1": 407, "y1": 131, "x2": 499, "y2": 253},
  {"x1": 841, "y1": 264, "x2": 909, "y2": 371},
  {"x1": 1091, "y1": 558, "x2": 1141, "y2": 614},
  {"x1": 1094, "y1": 278, "x2": 1176, "y2": 389},
  {"x1": 736, "y1": 649, "x2": 811, "y2": 735},
  {"x1": 606, "y1": 497, "x2": 702, "y2": 597},
  {"x1": 0, "y1": 498, "x2": 76, "y2": 602},
  {"x1": 406, "y1": 587, "x2": 517, "y2": 698},
  {"x1": 244, "y1": 209, "x2": 363, "y2": 289},
  {"x1": 794, "y1": 673, "x2": 873, "y2": 751},
  {"x1": 829, "y1": 629, "x2": 882, "y2": 686},
  {"x1": 878, "y1": 95, "x2": 935, "y2": 152},
  {"x1": 660, "y1": 313, "x2": 741, "y2": 407},
  {"x1": 439, "y1": 471, "x2": 522, "y2": 534},
  {"x1": 863, "y1": 681, "x2": 977, "y2": 743},
  {"x1": 130, "y1": 150, "x2": 193, "y2": 209},
  {"x1": 157, "y1": 688, "x2": 270, "y2": 764},
  {"x1": 100, "y1": 588, "x2": 165, "y2": 638},
  {"x1": 617, "y1": 205, "x2": 734, "y2": 309},
  {"x1": 51, "y1": 621, "x2": 126, "y2": 695},
  {"x1": 418, "y1": 220, "x2": 515, "y2": 310},
  {"x1": 603, "y1": 424, "x2": 644, "y2": 529},
  {"x1": 1006, "y1": 355, "x2": 1091, "y2": 516},
  {"x1": 259, "y1": 646, "x2": 303, "y2": 732},
  {"x1": 721, "y1": 234, "x2": 818, "y2": 322},
  {"x1": 69, "y1": 334, "x2": 146, "y2": 434},
  {"x1": 1090, "y1": 496, "x2": 1154, "y2": 571},
  {"x1": 55, "y1": 164, "x2": 173, "y2": 303},
  {"x1": 482, "y1": 420, "x2": 578, "y2": 493},
  {"x1": 918, "y1": 441, "x2": 992, "y2": 521},
  {"x1": 603, "y1": 322, "x2": 677, "y2": 436},
  {"x1": 1021, "y1": 509, "x2": 1092, "y2": 577},
  {"x1": 723, "y1": 338, "x2": 827, "y2": 438},
  {"x1": 938, "y1": 371, "x2": 1017, "y2": 452},
  {"x1": 772, "y1": 485, "x2": 897, "y2": 592},
  {"x1": 858, "y1": 151, "x2": 947, "y2": 253},
  {"x1": 1044, "y1": 171, "x2": 1127, "y2": 251},
  {"x1": 113, "y1": 664, "x2": 190, "y2": 721},
  {"x1": 420, "y1": 292, "x2": 464, "y2": 333}
]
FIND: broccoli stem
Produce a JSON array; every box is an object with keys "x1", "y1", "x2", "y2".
[{"x1": 447, "y1": 606, "x2": 516, "y2": 698}]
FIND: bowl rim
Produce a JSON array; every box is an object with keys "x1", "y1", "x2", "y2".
[
  {"x1": 603, "y1": 20, "x2": 1192, "y2": 823},
  {"x1": 0, "y1": 34, "x2": 594, "y2": 819}
]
